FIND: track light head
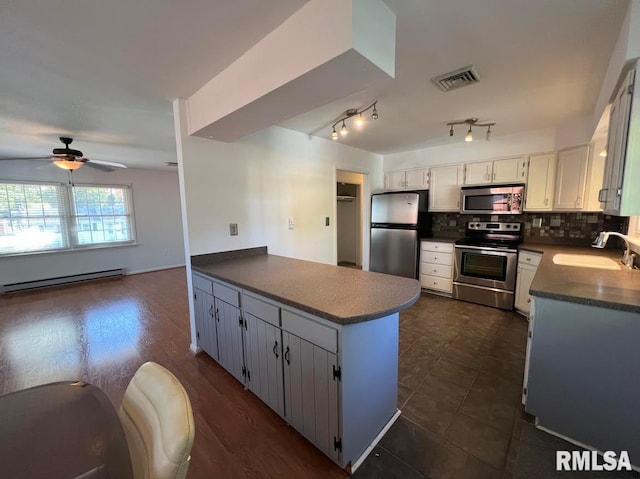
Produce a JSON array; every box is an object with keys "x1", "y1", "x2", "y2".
[
  {"x1": 341, "y1": 121, "x2": 348, "y2": 136},
  {"x1": 372, "y1": 106, "x2": 378, "y2": 120},
  {"x1": 465, "y1": 125, "x2": 473, "y2": 142},
  {"x1": 486, "y1": 125, "x2": 492, "y2": 141},
  {"x1": 331, "y1": 128, "x2": 338, "y2": 140},
  {"x1": 449, "y1": 125, "x2": 454, "y2": 137}
]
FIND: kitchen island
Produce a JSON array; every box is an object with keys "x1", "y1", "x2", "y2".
[
  {"x1": 519, "y1": 243, "x2": 640, "y2": 468},
  {"x1": 190, "y1": 247, "x2": 421, "y2": 473}
]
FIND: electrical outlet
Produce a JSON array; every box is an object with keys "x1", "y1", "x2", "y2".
[
  {"x1": 229, "y1": 223, "x2": 238, "y2": 236},
  {"x1": 288, "y1": 218, "x2": 295, "y2": 230},
  {"x1": 550, "y1": 218, "x2": 561, "y2": 227},
  {"x1": 533, "y1": 217, "x2": 542, "y2": 228},
  {"x1": 490, "y1": 215, "x2": 499, "y2": 222},
  {"x1": 325, "y1": 217, "x2": 330, "y2": 226}
]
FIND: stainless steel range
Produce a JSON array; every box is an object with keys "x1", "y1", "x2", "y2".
[{"x1": 453, "y1": 221, "x2": 523, "y2": 310}]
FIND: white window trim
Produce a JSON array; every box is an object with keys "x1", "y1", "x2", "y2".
[{"x1": 0, "y1": 181, "x2": 137, "y2": 257}]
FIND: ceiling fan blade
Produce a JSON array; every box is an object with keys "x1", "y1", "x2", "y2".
[
  {"x1": 84, "y1": 161, "x2": 115, "y2": 172},
  {"x1": 0, "y1": 156, "x2": 53, "y2": 161},
  {"x1": 86, "y1": 159, "x2": 127, "y2": 169}
]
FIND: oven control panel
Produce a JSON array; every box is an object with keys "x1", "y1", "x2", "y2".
[{"x1": 467, "y1": 222, "x2": 521, "y2": 232}]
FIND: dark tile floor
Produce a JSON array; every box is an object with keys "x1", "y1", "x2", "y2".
[{"x1": 353, "y1": 293, "x2": 639, "y2": 479}]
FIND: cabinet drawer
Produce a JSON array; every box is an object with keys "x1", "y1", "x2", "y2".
[
  {"x1": 420, "y1": 251, "x2": 453, "y2": 266},
  {"x1": 281, "y1": 310, "x2": 337, "y2": 354},
  {"x1": 419, "y1": 263, "x2": 452, "y2": 279},
  {"x1": 518, "y1": 251, "x2": 542, "y2": 267},
  {"x1": 242, "y1": 293, "x2": 280, "y2": 327},
  {"x1": 421, "y1": 241, "x2": 454, "y2": 254},
  {"x1": 192, "y1": 273, "x2": 213, "y2": 294},
  {"x1": 420, "y1": 274, "x2": 452, "y2": 293},
  {"x1": 212, "y1": 280, "x2": 240, "y2": 307}
]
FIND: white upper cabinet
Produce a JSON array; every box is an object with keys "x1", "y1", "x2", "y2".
[
  {"x1": 600, "y1": 63, "x2": 640, "y2": 216},
  {"x1": 463, "y1": 161, "x2": 492, "y2": 185},
  {"x1": 554, "y1": 145, "x2": 589, "y2": 210},
  {"x1": 463, "y1": 157, "x2": 527, "y2": 185},
  {"x1": 384, "y1": 171, "x2": 405, "y2": 190},
  {"x1": 384, "y1": 168, "x2": 429, "y2": 190},
  {"x1": 429, "y1": 165, "x2": 462, "y2": 211},
  {"x1": 524, "y1": 153, "x2": 556, "y2": 211},
  {"x1": 493, "y1": 157, "x2": 528, "y2": 183}
]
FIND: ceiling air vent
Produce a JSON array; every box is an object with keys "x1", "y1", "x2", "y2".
[{"x1": 432, "y1": 65, "x2": 480, "y2": 92}]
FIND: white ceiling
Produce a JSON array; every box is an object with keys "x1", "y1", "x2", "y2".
[{"x1": 0, "y1": 0, "x2": 629, "y2": 170}]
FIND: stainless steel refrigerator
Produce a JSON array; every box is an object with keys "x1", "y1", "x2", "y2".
[{"x1": 370, "y1": 191, "x2": 431, "y2": 278}]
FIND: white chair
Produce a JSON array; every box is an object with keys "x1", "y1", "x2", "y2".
[{"x1": 118, "y1": 362, "x2": 195, "y2": 479}]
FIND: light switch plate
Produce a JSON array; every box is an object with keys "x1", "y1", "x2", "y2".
[
  {"x1": 288, "y1": 218, "x2": 295, "y2": 230},
  {"x1": 230, "y1": 223, "x2": 238, "y2": 236}
]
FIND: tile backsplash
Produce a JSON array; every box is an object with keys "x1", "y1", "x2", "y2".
[{"x1": 432, "y1": 212, "x2": 628, "y2": 246}]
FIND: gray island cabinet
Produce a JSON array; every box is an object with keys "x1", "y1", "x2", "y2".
[
  {"x1": 521, "y1": 245, "x2": 640, "y2": 467},
  {"x1": 190, "y1": 251, "x2": 420, "y2": 472}
]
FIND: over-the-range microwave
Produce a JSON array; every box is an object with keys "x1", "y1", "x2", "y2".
[{"x1": 460, "y1": 184, "x2": 525, "y2": 215}]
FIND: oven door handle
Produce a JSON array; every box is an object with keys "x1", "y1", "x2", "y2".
[{"x1": 454, "y1": 244, "x2": 517, "y2": 253}]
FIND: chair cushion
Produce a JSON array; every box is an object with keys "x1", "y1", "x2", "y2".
[{"x1": 118, "y1": 362, "x2": 195, "y2": 479}]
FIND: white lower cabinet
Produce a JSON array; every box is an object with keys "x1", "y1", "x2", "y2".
[
  {"x1": 419, "y1": 240, "x2": 454, "y2": 294},
  {"x1": 514, "y1": 251, "x2": 541, "y2": 315},
  {"x1": 191, "y1": 273, "x2": 400, "y2": 471}
]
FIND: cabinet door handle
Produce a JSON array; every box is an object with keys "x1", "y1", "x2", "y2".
[
  {"x1": 598, "y1": 189, "x2": 607, "y2": 202},
  {"x1": 273, "y1": 341, "x2": 279, "y2": 358},
  {"x1": 284, "y1": 346, "x2": 290, "y2": 365},
  {"x1": 544, "y1": 198, "x2": 549, "y2": 206},
  {"x1": 209, "y1": 305, "x2": 214, "y2": 317},
  {"x1": 527, "y1": 298, "x2": 531, "y2": 303},
  {"x1": 215, "y1": 308, "x2": 220, "y2": 322},
  {"x1": 493, "y1": 172, "x2": 496, "y2": 181}
]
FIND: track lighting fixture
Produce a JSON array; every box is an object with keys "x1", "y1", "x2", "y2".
[
  {"x1": 330, "y1": 101, "x2": 378, "y2": 140},
  {"x1": 447, "y1": 118, "x2": 495, "y2": 142}
]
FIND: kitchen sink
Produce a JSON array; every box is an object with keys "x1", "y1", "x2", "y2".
[{"x1": 552, "y1": 254, "x2": 621, "y2": 270}]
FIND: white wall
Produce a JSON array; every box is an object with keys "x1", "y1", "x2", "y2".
[
  {"x1": 174, "y1": 99, "x2": 383, "y2": 268},
  {"x1": 0, "y1": 163, "x2": 185, "y2": 285},
  {"x1": 384, "y1": 127, "x2": 556, "y2": 170}
]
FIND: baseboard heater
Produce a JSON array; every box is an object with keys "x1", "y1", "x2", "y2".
[{"x1": 1, "y1": 268, "x2": 125, "y2": 294}]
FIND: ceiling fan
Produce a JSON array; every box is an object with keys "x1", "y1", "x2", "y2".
[{"x1": 0, "y1": 137, "x2": 127, "y2": 172}]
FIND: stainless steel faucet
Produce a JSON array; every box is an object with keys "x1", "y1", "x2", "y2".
[{"x1": 592, "y1": 231, "x2": 636, "y2": 268}]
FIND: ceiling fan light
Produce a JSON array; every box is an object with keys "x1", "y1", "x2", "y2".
[{"x1": 53, "y1": 159, "x2": 83, "y2": 170}]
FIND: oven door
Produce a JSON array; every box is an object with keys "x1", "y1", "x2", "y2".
[{"x1": 454, "y1": 246, "x2": 517, "y2": 291}]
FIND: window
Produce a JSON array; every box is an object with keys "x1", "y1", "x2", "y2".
[
  {"x1": 0, "y1": 181, "x2": 135, "y2": 256},
  {"x1": 72, "y1": 186, "x2": 134, "y2": 247}
]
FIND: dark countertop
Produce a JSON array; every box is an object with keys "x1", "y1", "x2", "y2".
[
  {"x1": 520, "y1": 243, "x2": 640, "y2": 313},
  {"x1": 192, "y1": 253, "x2": 421, "y2": 325}
]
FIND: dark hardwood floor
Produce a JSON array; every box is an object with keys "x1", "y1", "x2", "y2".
[
  {"x1": 0, "y1": 268, "x2": 347, "y2": 479},
  {"x1": 5, "y1": 269, "x2": 632, "y2": 478}
]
